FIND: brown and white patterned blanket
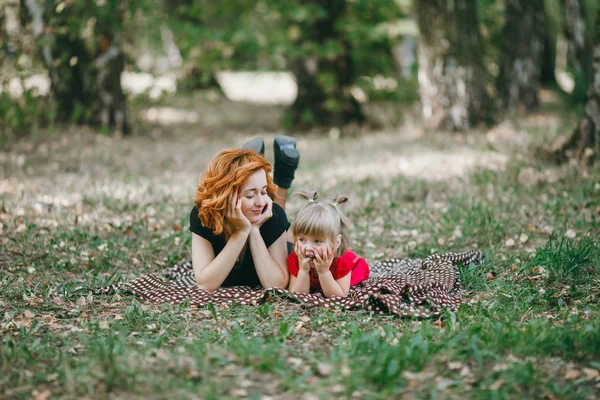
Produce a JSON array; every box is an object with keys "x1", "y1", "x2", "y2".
[{"x1": 95, "y1": 250, "x2": 483, "y2": 318}]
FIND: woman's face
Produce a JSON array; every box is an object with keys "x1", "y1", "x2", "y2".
[{"x1": 239, "y1": 169, "x2": 269, "y2": 224}]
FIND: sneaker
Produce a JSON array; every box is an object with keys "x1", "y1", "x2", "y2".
[
  {"x1": 273, "y1": 135, "x2": 300, "y2": 189},
  {"x1": 242, "y1": 137, "x2": 265, "y2": 156}
]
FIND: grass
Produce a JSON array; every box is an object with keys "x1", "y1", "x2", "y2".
[{"x1": 1, "y1": 97, "x2": 600, "y2": 399}]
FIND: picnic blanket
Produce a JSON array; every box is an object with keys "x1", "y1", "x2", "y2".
[{"x1": 95, "y1": 250, "x2": 483, "y2": 318}]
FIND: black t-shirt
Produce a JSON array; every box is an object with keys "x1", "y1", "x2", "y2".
[{"x1": 189, "y1": 202, "x2": 290, "y2": 287}]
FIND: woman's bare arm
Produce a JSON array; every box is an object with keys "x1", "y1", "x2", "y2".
[
  {"x1": 318, "y1": 272, "x2": 351, "y2": 297},
  {"x1": 248, "y1": 228, "x2": 289, "y2": 289},
  {"x1": 191, "y1": 230, "x2": 250, "y2": 292}
]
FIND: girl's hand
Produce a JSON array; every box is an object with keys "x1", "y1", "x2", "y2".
[
  {"x1": 227, "y1": 190, "x2": 252, "y2": 233},
  {"x1": 253, "y1": 196, "x2": 273, "y2": 228},
  {"x1": 295, "y1": 241, "x2": 312, "y2": 272},
  {"x1": 314, "y1": 246, "x2": 334, "y2": 274}
]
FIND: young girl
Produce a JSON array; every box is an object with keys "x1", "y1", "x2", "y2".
[{"x1": 288, "y1": 189, "x2": 370, "y2": 298}]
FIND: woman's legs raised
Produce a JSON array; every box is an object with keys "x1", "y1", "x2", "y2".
[{"x1": 244, "y1": 135, "x2": 299, "y2": 251}]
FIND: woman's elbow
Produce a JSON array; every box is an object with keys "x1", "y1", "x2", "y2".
[
  {"x1": 195, "y1": 280, "x2": 218, "y2": 292},
  {"x1": 325, "y1": 290, "x2": 349, "y2": 298}
]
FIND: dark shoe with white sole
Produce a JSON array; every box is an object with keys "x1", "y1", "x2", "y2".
[
  {"x1": 273, "y1": 134, "x2": 300, "y2": 189},
  {"x1": 242, "y1": 137, "x2": 265, "y2": 156}
]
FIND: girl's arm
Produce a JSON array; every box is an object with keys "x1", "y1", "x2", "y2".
[
  {"x1": 288, "y1": 242, "x2": 311, "y2": 293},
  {"x1": 191, "y1": 229, "x2": 250, "y2": 292},
  {"x1": 318, "y1": 271, "x2": 351, "y2": 297},
  {"x1": 288, "y1": 270, "x2": 310, "y2": 293},
  {"x1": 248, "y1": 227, "x2": 289, "y2": 288}
]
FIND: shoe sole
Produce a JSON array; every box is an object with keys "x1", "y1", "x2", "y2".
[
  {"x1": 274, "y1": 135, "x2": 299, "y2": 166},
  {"x1": 243, "y1": 137, "x2": 265, "y2": 156}
]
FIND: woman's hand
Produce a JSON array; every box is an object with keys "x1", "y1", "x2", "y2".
[
  {"x1": 227, "y1": 190, "x2": 252, "y2": 233},
  {"x1": 295, "y1": 241, "x2": 312, "y2": 272},
  {"x1": 252, "y1": 196, "x2": 273, "y2": 228},
  {"x1": 314, "y1": 246, "x2": 334, "y2": 275}
]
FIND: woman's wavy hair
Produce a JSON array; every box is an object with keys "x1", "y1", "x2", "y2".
[
  {"x1": 194, "y1": 149, "x2": 277, "y2": 235},
  {"x1": 292, "y1": 188, "x2": 351, "y2": 257}
]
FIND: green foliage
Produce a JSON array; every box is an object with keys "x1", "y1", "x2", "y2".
[
  {"x1": 527, "y1": 234, "x2": 597, "y2": 282},
  {"x1": 0, "y1": 88, "x2": 57, "y2": 142}
]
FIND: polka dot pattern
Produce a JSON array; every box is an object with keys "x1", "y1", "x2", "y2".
[{"x1": 94, "y1": 250, "x2": 483, "y2": 318}]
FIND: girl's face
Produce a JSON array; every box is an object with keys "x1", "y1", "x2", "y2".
[
  {"x1": 239, "y1": 169, "x2": 269, "y2": 224},
  {"x1": 295, "y1": 233, "x2": 334, "y2": 259}
]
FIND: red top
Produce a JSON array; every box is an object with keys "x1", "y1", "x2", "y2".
[{"x1": 287, "y1": 250, "x2": 370, "y2": 292}]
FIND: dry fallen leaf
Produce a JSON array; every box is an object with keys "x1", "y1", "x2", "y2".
[
  {"x1": 99, "y1": 320, "x2": 109, "y2": 329},
  {"x1": 505, "y1": 238, "x2": 516, "y2": 247},
  {"x1": 489, "y1": 379, "x2": 504, "y2": 391},
  {"x1": 532, "y1": 266, "x2": 546, "y2": 274},
  {"x1": 407, "y1": 379, "x2": 419, "y2": 387},
  {"x1": 32, "y1": 389, "x2": 52, "y2": 400},
  {"x1": 340, "y1": 363, "x2": 351, "y2": 377},
  {"x1": 564, "y1": 369, "x2": 580, "y2": 380},
  {"x1": 486, "y1": 272, "x2": 495, "y2": 281},
  {"x1": 582, "y1": 368, "x2": 600, "y2": 379},
  {"x1": 287, "y1": 357, "x2": 303, "y2": 368},
  {"x1": 448, "y1": 361, "x2": 464, "y2": 371},
  {"x1": 230, "y1": 388, "x2": 248, "y2": 398},
  {"x1": 316, "y1": 363, "x2": 334, "y2": 377},
  {"x1": 24, "y1": 310, "x2": 35, "y2": 319},
  {"x1": 519, "y1": 233, "x2": 529, "y2": 243},
  {"x1": 331, "y1": 384, "x2": 345, "y2": 394},
  {"x1": 511, "y1": 264, "x2": 518, "y2": 271}
]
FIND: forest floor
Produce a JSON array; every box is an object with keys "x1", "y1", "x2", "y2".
[{"x1": 1, "y1": 92, "x2": 599, "y2": 399}]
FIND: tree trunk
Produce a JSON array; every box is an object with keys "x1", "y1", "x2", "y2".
[
  {"x1": 540, "y1": 20, "x2": 557, "y2": 87},
  {"x1": 496, "y1": 0, "x2": 545, "y2": 114},
  {"x1": 551, "y1": 12, "x2": 600, "y2": 163},
  {"x1": 415, "y1": 0, "x2": 492, "y2": 131},
  {"x1": 287, "y1": 0, "x2": 364, "y2": 128},
  {"x1": 562, "y1": 0, "x2": 592, "y2": 101},
  {"x1": 22, "y1": 0, "x2": 130, "y2": 134}
]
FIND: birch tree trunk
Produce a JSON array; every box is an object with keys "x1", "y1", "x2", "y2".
[
  {"x1": 552, "y1": 12, "x2": 600, "y2": 162},
  {"x1": 496, "y1": 0, "x2": 545, "y2": 113},
  {"x1": 415, "y1": 0, "x2": 491, "y2": 131},
  {"x1": 563, "y1": 0, "x2": 592, "y2": 100}
]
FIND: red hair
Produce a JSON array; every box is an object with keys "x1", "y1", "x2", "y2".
[{"x1": 194, "y1": 149, "x2": 278, "y2": 235}]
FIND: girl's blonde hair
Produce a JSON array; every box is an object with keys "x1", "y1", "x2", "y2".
[{"x1": 292, "y1": 188, "x2": 351, "y2": 257}]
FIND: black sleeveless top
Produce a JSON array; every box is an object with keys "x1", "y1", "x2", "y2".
[{"x1": 189, "y1": 203, "x2": 290, "y2": 287}]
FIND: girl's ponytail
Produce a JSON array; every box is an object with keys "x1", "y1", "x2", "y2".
[
  {"x1": 331, "y1": 194, "x2": 348, "y2": 208},
  {"x1": 294, "y1": 188, "x2": 319, "y2": 204}
]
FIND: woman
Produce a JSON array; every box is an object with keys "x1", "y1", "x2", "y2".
[{"x1": 190, "y1": 136, "x2": 299, "y2": 291}]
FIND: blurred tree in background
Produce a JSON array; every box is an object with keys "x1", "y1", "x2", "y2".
[
  {"x1": 551, "y1": 4, "x2": 600, "y2": 162},
  {"x1": 415, "y1": 0, "x2": 492, "y2": 131},
  {"x1": 496, "y1": 0, "x2": 545, "y2": 113},
  {"x1": 20, "y1": 0, "x2": 131, "y2": 134},
  {"x1": 562, "y1": 0, "x2": 594, "y2": 101},
  {"x1": 1, "y1": 0, "x2": 598, "y2": 142}
]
